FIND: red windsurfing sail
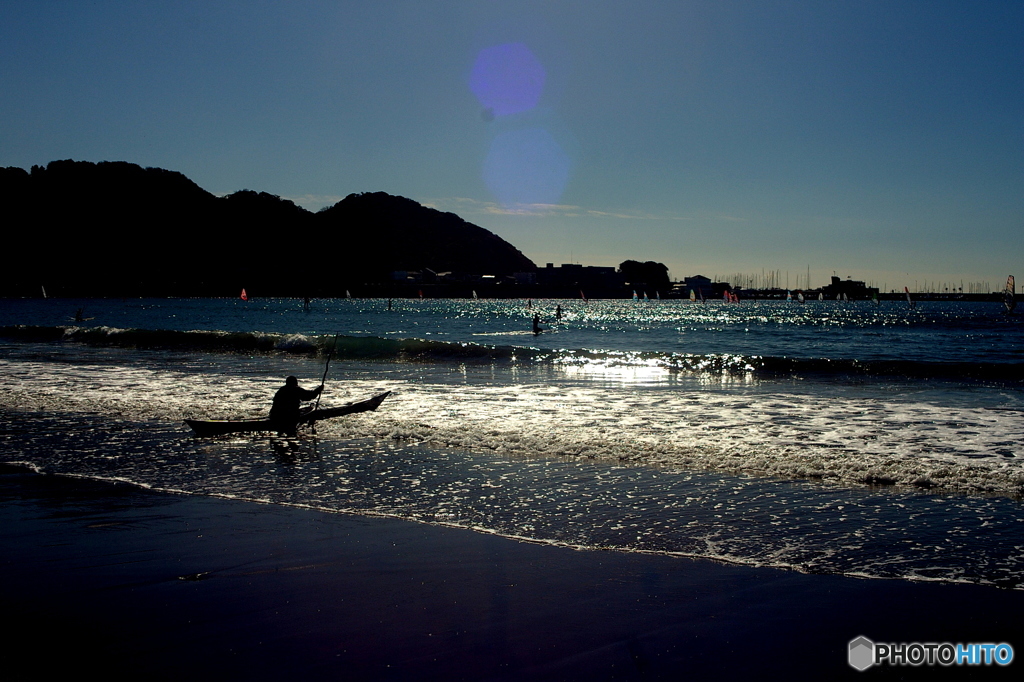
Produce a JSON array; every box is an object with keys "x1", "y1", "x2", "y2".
[
  {"x1": 240, "y1": 288, "x2": 248, "y2": 301},
  {"x1": 904, "y1": 287, "x2": 915, "y2": 308}
]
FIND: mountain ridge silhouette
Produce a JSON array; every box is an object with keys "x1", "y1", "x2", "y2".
[{"x1": 0, "y1": 160, "x2": 536, "y2": 297}]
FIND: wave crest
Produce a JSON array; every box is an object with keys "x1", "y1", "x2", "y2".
[{"x1": 1, "y1": 324, "x2": 1021, "y2": 381}]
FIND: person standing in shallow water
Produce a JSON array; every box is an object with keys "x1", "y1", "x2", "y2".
[{"x1": 269, "y1": 376, "x2": 322, "y2": 435}]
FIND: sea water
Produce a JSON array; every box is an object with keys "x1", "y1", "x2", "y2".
[{"x1": 1, "y1": 297, "x2": 1023, "y2": 588}]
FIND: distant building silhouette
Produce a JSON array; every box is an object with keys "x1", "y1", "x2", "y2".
[
  {"x1": 537, "y1": 263, "x2": 624, "y2": 292},
  {"x1": 821, "y1": 276, "x2": 879, "y2": 300},
  {"x1": 680, "y1": 275, "x2": 713, "y2": 299}
]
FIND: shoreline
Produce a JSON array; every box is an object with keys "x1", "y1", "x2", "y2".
[
  {"x1": 3, "y1": 464, "x2": 1022, "y2": 680},
  {"x1": 0, "y1": 292, "x2": 1016, "y2": 302}
]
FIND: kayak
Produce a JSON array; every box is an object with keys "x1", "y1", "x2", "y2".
[{"x1": 185, "y1": 391, "x2": 391, "y2": 437}]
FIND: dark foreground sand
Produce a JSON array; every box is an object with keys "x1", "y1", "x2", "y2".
[{"x1": 1, "y1": 464, "x2": 1021, "y2": 681}]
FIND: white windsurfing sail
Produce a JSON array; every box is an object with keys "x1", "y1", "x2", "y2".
[
  {"x1": 689, "y1": 289, "x2": 696, "y2": 302},
  {"x1": 818, "y1": 292, "x2": 823, "y2": 301},
  {"x1": 1005, "y1": 275, "x2": 1016, "y2": 313}
]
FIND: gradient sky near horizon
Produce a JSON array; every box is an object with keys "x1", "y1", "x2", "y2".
[{"x1": 1, "y1": 1, "x2": 1021, "y2": 292}]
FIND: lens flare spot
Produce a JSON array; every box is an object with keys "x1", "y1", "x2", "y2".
[
  {"x1": 470, "y1": 43, "x2": 545, "y2": 117},
  {"x1": 484, "y1": 128, "x2": 570, "y2": 208}
]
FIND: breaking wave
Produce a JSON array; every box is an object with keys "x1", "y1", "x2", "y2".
[{"x1": 2, "y1": 324, "x2": 1021, "y2": 382}]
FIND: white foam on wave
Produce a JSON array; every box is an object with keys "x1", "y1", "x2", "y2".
[{"x1": 2, "y1": 351, "x2": 1022, "y2": 498}]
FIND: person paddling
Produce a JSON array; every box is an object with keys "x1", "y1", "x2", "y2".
[{"x1": 269, "y1": 376, "x2": 322, "y2": 436}]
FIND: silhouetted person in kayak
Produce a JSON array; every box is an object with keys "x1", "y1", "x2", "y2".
[{"x1": 269, "y1": 375, "x2": 322, "y2": 436}]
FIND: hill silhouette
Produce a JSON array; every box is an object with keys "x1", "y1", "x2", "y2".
[
  {"x1": 0, "y1": 160, "x2": 536, "y2": 297},
  {"x1": 317, "y1": 192, "x2": 536, "y2": 282}
]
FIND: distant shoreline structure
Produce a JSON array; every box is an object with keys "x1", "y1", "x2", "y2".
[{"x1": 2, "y1": 288, "x2": 1014, "y2": 303}]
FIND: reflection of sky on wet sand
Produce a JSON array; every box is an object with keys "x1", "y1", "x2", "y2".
[{"x1": 5, "y1": 406, "x2": 1024, "y2": 590}]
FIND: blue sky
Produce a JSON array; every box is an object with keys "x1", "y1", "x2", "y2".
[{"x1": 1, "y1": 1, "x2": 1021, "y2": 292}]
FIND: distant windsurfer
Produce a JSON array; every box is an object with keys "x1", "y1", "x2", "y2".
[
  {"x1": 533, "y1": 313, "x2": 542, "y2": 335},
  {"x1": 269, "y1": 376, "x2": 322, "y2": 436}
]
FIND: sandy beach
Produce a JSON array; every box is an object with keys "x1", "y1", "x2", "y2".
[{"x1": 1, "y1": 463, "x2": 1020, "y2": 681}]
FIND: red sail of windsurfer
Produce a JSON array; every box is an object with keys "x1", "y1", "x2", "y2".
[{"x1": 240, "y1": 288, "x2": 248, "y2": 301}]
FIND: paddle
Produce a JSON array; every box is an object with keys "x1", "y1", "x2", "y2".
[{"x1": 310, "y1": 334, "x2": 338, "y2": 434}]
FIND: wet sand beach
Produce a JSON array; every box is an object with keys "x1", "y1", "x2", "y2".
[{"x1": 2, "y1": 464, "x2": 1021, "y2": 681}]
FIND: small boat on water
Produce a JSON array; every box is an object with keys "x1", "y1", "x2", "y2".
[
  {"x1": 1005, "y1": 275, "x2": 1016, "y2": 314},
  {"x1": 185, "y1": 391, "x2": 391, "y2": 437}
]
